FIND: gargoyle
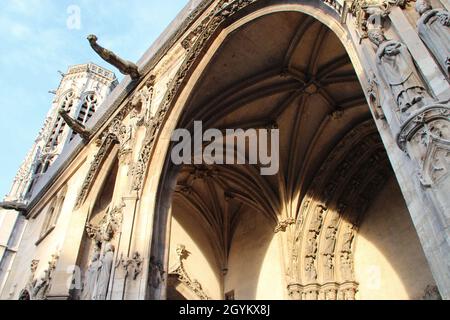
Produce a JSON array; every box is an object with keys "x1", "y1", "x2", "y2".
[
  {"x1": 58, "y1": 108, "x2": 91, "y2": 141},
  {"x1": 87, "y1": 34, "x2": 140, "y2": 80}
]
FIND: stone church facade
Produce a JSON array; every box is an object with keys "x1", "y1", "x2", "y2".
[{"x1": 0, "y1": 0, "x2": 449, "y2": 300}]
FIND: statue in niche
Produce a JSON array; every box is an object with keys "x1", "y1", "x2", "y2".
[
  {"x1": 416, "y1": 0, "x2": 450, "y2": 76},
  {"x1": 82, "y1": 250, "x2": 102, "y2": 300},
  {"x1": 93, "y1": 243, "x2": 115, "y2": 300},
  {"x1": 369, "y1": 29, "x2": 430, "y2": 116}
]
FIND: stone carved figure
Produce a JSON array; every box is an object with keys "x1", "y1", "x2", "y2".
[
  {"x1": 416, "y1": 0, "x2": 450, "y2": 76},
  {"x1": 87, "y1": 35, "x2": 140, "y2": 80},
  {"x1": 32, "y1": 270, "x2": 50, "y2": 300},
  {"x1": 150, "y1": 256, "x2": 165, "y2": 289},
  {"x1": 342, "y1": 224, "x2": 355, "y2": 253},
  {"x1": 305, "y1": 231, "x2": 318, "y2": 256},
  {"x1": 93, "y1": 243, "x2": 115, "y2": 300},
  {"x1": 131, "y1": 76, "x2": 156, "y2": 124},
  {"x1": 122, "y1": 252, "x2": 144, "y2": 280},
  {"x1": 340, "y1": 251, "x2": 354, "y2": 280},
  {"x1": 323, "y1": 254, "x2": 335, "y2": 281},
  {"x1": 82, "y1": 251, "x2": 102, "y2": 300},
  {"x1": 324, "y1": 226, "x2": 338, "y2": 255},
  {"x1": 310, "y1": 206, "x2": 325, "y2": 233},
  {"x1": 86, "y1": 203, "x2": 124, "y2": 243},
  {"x1": 305, "y1": 256, "x2": 317, "y2": 281},
  {"x1": 370, "y1": 31, "x2": 429, "y2": 116},
  {"x1": 29, "y1": 253, "x2": 58, "y2": 300}
]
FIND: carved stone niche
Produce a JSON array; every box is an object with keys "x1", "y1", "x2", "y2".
[{"x1": 397, "y1": 104, "x2": 450, "y2": 187}]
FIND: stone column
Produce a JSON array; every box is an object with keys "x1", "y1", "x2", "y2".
[{"x1": 107, "y1": 151, "x2": 140, "y2": 300}]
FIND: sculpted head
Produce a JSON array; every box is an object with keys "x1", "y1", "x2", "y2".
[
  {"x1": 415, "y1": 0, "x2": 432, "y2": 16},
  {"x1": 92, "y1": 252, "x2": 100, "y2": 261},
  {"x1": 104, "y1": 243, "x2": 115, "y2": 253},
  {"x1": 368, "y1": 28, "x2": 386, "y2": 47},
  {"x1": 87, "y1": 34, "x2": 98, "y2": 44}
]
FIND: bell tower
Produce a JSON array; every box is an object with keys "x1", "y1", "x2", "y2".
[{"x1": 4, "y1": 63, "x2": 117, "y2": 203}]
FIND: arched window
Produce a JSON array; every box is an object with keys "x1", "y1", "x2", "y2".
[
  {"x1": 38, "y1": 186, "x2": 67, "y2": 243},
  {"x1": 70, "y1": 93, "x2": 98, "y2": 141},
  {"x1": 47, "y1": 91, "x2": 74, "y2": 149}
]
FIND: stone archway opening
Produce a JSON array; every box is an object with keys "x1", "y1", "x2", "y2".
[{"x1": 152, "y1": 8, "x2": 436, "y2": 300}]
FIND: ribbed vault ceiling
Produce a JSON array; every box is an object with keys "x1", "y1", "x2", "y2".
[{"x1": 170, "y1": 11, "x2": 385, "y2": 270}]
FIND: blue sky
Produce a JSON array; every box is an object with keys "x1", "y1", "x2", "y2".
[{"x1": 0, "y1": 0, "x2": 188, "y2": 198}]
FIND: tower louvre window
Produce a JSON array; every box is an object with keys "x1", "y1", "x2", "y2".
[
  {"x1": 46, "y1": 91, "x2": 74, "y2": 149},
  {"x1": 77, "y1": 93, "x2": 98, "y2": 124},
  {"x1": 71, "y1": 93, "x2": 98, "y2": 141}
]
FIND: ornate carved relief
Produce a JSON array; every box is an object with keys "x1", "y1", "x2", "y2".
[
  {"x1": 398, "y1": 104, "x2": 450, "y2": 186},
  {"x1": 169, "y1": 245, "x2": 209, "y2": 300},
  {"x1": 20, "y1": 253, "x2": 59, "y2": 300},
  {"x1": 121, "y1": 252, "x2": 144, "y2": 280},
  {"x1": 86, "y1": 202, "x2": 125, "y2": 243},
  {"x1": 372, "y1": 35, "x2": 431, "y2": 118},
  {"x1": 274, "y1": 218, "x2": 295, "y2": 233},
  {"x1": 288, "y1": 121, "x2": 389, "y2": 300},
  {"x1": 350, "y1": 0, "x2": 390, "y2": 41},
  {"x1": 131, "y1": 75, "x2": 156, "y2": 123},
  {"x1": 131, "y1": 0, "x2": 260, "y2": 192},
  {"x1": 75, "y1": 99, "x2": 143, "y2": 207}
]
